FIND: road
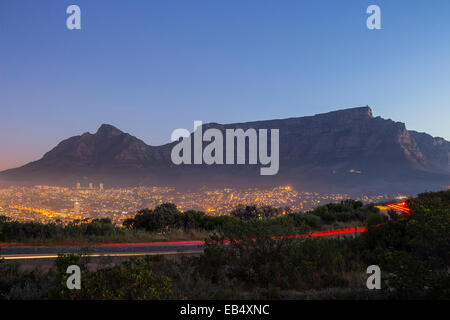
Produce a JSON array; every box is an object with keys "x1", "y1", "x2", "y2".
[
  {"x1": 1, "y1": 203, "x2": 410, "y2": 264},
  {"x1": 1, "y1": 226, "x2": 368, "y2": 262},
  {"x1": 0, "y1": 241, "x2": 205, "y2": 261}
]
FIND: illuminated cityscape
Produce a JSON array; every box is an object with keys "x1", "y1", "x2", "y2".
[{"x1": 0, "y1": 184, "x2": 401, "y2": 225}]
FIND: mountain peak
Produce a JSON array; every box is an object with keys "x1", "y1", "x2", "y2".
[
  {"x1": 316, "y1": 106, "x2": 373, "y2": 119},
  {"x1": 360, "y1": 105, "x2": 373, "y2": 118},
  {"x1": 96, "y1": 124, "x2": 123, "y2": 136}
]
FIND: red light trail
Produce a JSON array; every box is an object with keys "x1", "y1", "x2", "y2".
[
  {"x1": 0, "y1": 202, "x2": 409, "y2": 248},
  {"x1": 100, "y1": 202, "x2": 408, "y2": 246},
  {"x1": 386, "y1": 201, "x2": 411, "y2": 214},
  {"x1": 99, "y1": 226, "x2": 369, "y2": 247}
]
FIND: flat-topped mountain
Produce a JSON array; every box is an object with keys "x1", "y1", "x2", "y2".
[{"x1": 1, "y1": 106, "x2": 449, "y2": 195}]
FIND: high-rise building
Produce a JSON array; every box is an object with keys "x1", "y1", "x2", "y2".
[
  {"x1": 89, "y1": 182, "x2": 93, "y2": 189},
  {"x1": 76, "y1": 182, "x2": 81, "y2": 189},
  {"x1": 74, "y1": 201, "x2": 80, "y2": 215},
  {"x1": 99, "y1": 183, "x2": 104, "y2": 191}
]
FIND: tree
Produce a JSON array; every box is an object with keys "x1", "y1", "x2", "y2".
[
  {"x1": 230, "y1": 205, "x2": 258, "y2": 220},
  {"x1": 123, "y1": 203, "x2": 181, "y2": 232}
]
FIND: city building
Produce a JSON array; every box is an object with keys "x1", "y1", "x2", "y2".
[{"x1": 74, "y1": 201, "x2": 80, "y2": 215}]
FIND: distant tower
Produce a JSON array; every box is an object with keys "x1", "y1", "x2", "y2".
[
  {"x1": 76, "y1": 182, "x2": 81, "y2": 190},
  {"x1": 99, "y1": 183, "x2": 104, "y2": 191},
  {"x1": 89, "y1": 182, "x2": 93, "y2": 189},
  {"x1": 74, "y1": 201, "x2": 80, "y2": 215}
]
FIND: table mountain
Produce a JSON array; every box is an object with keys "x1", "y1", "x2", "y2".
[{"x1": 1, "y1": 106, "x2": 448, "y2": 195}]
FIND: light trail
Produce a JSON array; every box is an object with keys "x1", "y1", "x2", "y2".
[
  {"x1": 2, "y1": 250, "x2": 204, "y2": 261},
  {"x1": 386, "y1": 201, "x2": 411, "y2": 214},
  {"x1": 0, "y1": 202, "x2": 410, "y2": 262},
  {"x1": 100, "y1": 240, "x2": 205, "y2": 247}
]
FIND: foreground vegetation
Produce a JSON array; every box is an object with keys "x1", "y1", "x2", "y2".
[
  {"x1": 0, "y1": 190, "x2": 448, "y2": 299},
  {"x1": 0, "y1": 216, "x2": 210, "y2": 245},
  {"x1": 0, "y1": 199, "x2": 383, "y2": 244}
]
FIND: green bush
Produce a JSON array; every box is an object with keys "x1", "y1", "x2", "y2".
[{"x1": 312, "y1": 206, "x2": 337, "y2": 224}]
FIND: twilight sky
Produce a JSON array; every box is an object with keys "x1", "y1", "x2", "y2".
[{"x1": 0, "y1": 0, "x2": 450, "y2": 171}]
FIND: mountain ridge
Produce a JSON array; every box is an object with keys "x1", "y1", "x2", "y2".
[{"x1": 1, "y1": 106, "x2": 449, "y2": 195}]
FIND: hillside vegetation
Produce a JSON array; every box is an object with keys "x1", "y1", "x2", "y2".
[
  {"x1": 0, "y1": 190, "x2": 448, "y2": 299},
  {"x1": 0, "y1": 200, "x2": 383, "y2": 244}
]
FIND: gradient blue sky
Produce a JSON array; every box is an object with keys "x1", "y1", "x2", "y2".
[{"x1": 1, "y1": 0, "x2": 450, "y2": 170}]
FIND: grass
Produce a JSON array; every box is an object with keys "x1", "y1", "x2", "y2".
[
  {"x1": 0, "y1": 228, "x2": 212, "y2": 246},
  {"x1": 0, "y1": 220, "x2": 367, "y2": 246}
]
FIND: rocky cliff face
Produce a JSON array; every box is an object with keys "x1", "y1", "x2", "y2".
[
  {"x1": 205, "y1": 106, "x2": 430, "y2": 172},
  {"x1": 409, "y1": 130, "x2": 450, "y2": 173},
  {"x1": 1, "y1": 107, "x2": 449, "y2": 194}
]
